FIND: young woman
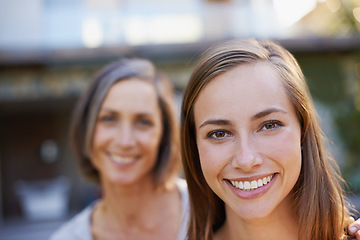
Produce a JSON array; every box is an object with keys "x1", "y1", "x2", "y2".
[
  {"x1": 50, "y1": 58, "x2": 189, "y2": 240},
  {"x1": 181, "y1": 39, "x2": 359, "y2": 240}
]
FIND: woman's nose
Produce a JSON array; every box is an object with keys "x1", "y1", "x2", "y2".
[{"x1": 231, "y1": 138, "x2": 263, "y2": 171}]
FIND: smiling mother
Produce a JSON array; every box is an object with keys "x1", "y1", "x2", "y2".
[
  {"x1": 181, "y1": 39, "x2": 355, "y2": 240},
  {"x1": 50, "y1": 58, "x2": 189, "y2": 240}
]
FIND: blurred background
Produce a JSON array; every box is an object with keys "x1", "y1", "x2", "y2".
[{"x1": 0, "y1": 0, "x2": 359, "y2": 239}]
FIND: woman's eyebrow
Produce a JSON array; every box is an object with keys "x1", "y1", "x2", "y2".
[
  {"x1": 199, "y1": 119, "x2": 231, "y2": 129},
  {"x1": 198, "y1": 108, "x2": 286, "y2": 129},
  {"x1": 251, "y1": 107, "x2": 287, "y2": 121}
]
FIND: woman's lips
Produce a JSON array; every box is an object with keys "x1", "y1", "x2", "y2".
[
  {"x1": 229, "y1": 173, "x2": 275, "y2": 191},
  {"x1": 226, "y1": 173, "x2": 278, "y2": 199}
]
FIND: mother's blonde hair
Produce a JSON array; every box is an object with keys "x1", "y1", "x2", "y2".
[{"x1": 181, "y1": 39, "x2": 351, "y2": 239}]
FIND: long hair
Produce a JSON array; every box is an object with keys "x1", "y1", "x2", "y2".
[
  {"x1": 71, "y1": 58, "x2": 181, "y2": 189},
  {"x1": 181, "y1": 39, "x2": 351, "y2": 239}
]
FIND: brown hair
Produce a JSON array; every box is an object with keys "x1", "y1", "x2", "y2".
[
  {"x1": 71, "y1": 58, "x2": 180, "y2": 188},
  {"x1": 181, "y1": 39, "x2": 351, "y2": 239}
]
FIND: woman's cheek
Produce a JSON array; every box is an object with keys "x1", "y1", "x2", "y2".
[{"x1": 198, "y1": 142, "x2": 230, "y2": 176}]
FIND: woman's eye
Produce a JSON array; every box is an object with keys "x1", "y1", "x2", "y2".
[
  {"x1": 208, "y1": 130, "x2": 229, "y2": 139},
  {"x1": 260, "y1": 120, "x2": 282, "y2": 131}
]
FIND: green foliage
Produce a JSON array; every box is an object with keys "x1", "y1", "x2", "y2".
[
  {"x1": 299, "y1": 56, "x2": 347, "y2": 105},
  {"x1": 298, "y1": 53, "x2": 360, "y2": 193},
  {"x1": 326, "y1": 0, "x2": 360, "y2": 35}
]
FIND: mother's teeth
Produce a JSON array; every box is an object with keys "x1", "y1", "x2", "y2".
[
  {"x1": 112, "y1": 155, "x2": 134, "y2": 163},
  {"x1": 230, "y1": 174, "x2": 274, "y2": 191}
]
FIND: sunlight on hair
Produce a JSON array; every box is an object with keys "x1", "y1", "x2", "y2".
[
  {"x1": 81, "y1": 17, "x2": 104, "y2": 48},
  {"x1": 273, "y1": 0, "x2": 317, "y2": 27}
]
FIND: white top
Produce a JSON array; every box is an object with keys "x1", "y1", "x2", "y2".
[{"x1": 49, "y1": 178, "x2": 189, "y2": 240}]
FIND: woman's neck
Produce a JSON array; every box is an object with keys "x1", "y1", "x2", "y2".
[{"x1": 216, "y1": 197, "x2": 299, "y2": 240}]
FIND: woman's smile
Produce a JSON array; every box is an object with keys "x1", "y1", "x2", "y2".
[{"x1": 226, "y1": 173, "x2": 277, "y2": 199}]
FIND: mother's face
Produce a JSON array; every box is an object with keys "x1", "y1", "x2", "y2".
[
  {"x1": 91, "y1": 78, "x2": 163, "y2": 187},
  {"x1": 193, "y1": 61, "x2": 302, "y2": 220}
]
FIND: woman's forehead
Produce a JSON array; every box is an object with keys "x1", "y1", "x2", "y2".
[{"x1": 193, "y1": 62, "x2": 293, "y2": 123}]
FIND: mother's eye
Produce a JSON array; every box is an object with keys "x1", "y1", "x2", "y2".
[
  {"x1": 137, "y1": 118, "x2": 153, "y2": 127},
  {"x1": 99, "y1": 115, "x2": 116, "y2": 122}
]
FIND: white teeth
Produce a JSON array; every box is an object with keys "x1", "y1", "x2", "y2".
[
  {"x1": 230, "y1": 174, "x2": 274, "y2": 191},
  {"x1": 244, "y1": 181, "x2": 251, "y2": 190},
  {"x1": 250, "y1": 180, "x2": 257, "y2": 190},
  {"x1": 111, "y1": 155, "x2": 134, "y2": 163},
  {"x1": 239, "y1": 181, "x2": 243, "y2": 189},
  {"x1": 263, "y1": 177, "x2": 268, "y2": 185}
]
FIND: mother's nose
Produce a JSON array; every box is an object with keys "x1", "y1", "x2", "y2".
[{"x1": 114, "y1": 123, "x2": 136, "y2": 148}]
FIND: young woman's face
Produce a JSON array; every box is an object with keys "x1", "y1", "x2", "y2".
[
  {"x1": 91, "y1": 78, "x2": 163, "y2": 186},
  {"x1": 194, "y1": 61, "x2": 302, "y2": 220}
]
